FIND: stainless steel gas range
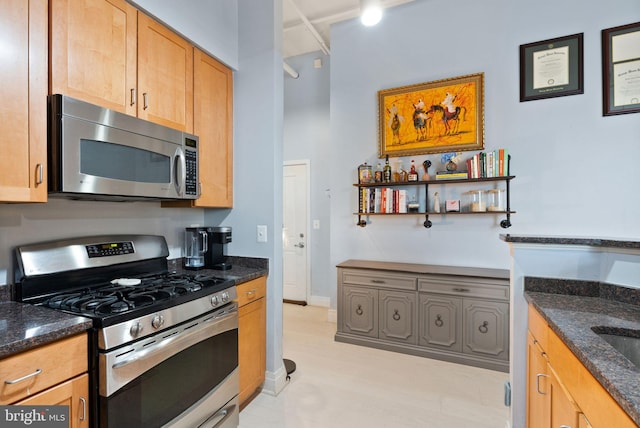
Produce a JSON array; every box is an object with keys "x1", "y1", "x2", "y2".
[{"x1": 14, "y1": 235, "x2": 239, "y2": 428}]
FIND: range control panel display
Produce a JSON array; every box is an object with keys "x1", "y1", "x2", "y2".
[{"x1": 86, "y1": 241, "x2": 135, "y2": 258}]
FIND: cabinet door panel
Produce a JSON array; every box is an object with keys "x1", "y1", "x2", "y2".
[
  {"x1": 0, "y1": 0, "x2": 47, "y2": 202},
  {"x1": 238, "y1": 297, "x2": 266, "y2": 405},
  {"x1": 419, "y1": 294, "x2": 462, "y2": 352},
  {"x1": 548, "y1": 366, "x2": 580, "y2": 428},
  {"x1": 50, "y1": 0, "x2": 137, "y2": 115},
  {"x1": 342, "y1": 286, "x2": 378, "y2": 337},
  {"x1": 137, "y1": 13, "x2": 193, "y2": 132},
  {"x1": 192, "y1": 49, "x2": 233, "y2": 207},
  {"x1": 462, "y1": 300, "x2": 508, "y2": 360},
  {"x1": 379, "y1": 290, "x2": 416, "y2": 344},
  {"x1": 527, "y1": 332, "x2": 549, "y2": 428}
]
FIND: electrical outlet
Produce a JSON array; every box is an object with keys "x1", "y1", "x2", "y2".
[
  {"x1": 257, "y1": 225, "x2": 267, "y2": 243},
  {"x1": 313, "y1": 220, "x2": 320, "y2": 229}
]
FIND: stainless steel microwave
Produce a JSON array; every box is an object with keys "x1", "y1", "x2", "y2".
[{"x1": 48, "y1": 94, "x2": 199, "y2": 201}]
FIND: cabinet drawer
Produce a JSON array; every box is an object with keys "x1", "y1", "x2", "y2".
[
  {"x1": 419, "y1": 275, "x2": 509, "y2": 300},
  {"x1": 237, "y1": 277, "x2": 266, "y2": 308},
  {"x1": 0, "y1": 334, "x2": 87, "y2": 404},
  {"x1": 341, "y1": 269, "x2": 416, "y2": 291},
  {"x1": 527, "y1": 306, "x2": 548, "y2": 351}
]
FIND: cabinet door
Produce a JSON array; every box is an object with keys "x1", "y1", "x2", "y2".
[
  {"x1": 17, "y1": 374, "x2": 89, "y2": 428},
  {"x1": 342, "y1": 286, "x2": 378, "y2": 338},
  {"x1": 191, "y1": 49, "x2": 233, "y2": 207},
  {"x1": 238, "y1": 294, "x2": 266, "y2": 406},
  {"x1": 462, "y1": 299, "x2": 508, "y2": 360},
  {"x1": 548, "y1": 365, "x2": 580, "y2": 428},
  {"x1": 418, "y1": 293, "x2": 462, "y2": 352},
  {"x1": 50, "y1": 0, "x2": 137, "y2": 115},
  {"x1": 0, "y1": 0, "x2": 47, "y2": 202},
  {"x1": 137, "y1": 12, "x2": 193, "y2": 132},
  {"x1": 379, "y1": 290, "x2": 416, "y2": 344},
  {"x1": 527, "y1": 332, "x2": 550, "y2": 428}
]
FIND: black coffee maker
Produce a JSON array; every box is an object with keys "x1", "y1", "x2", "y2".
[{"x1": 184, "y1": 226, "x2": 232, "y2": 270}]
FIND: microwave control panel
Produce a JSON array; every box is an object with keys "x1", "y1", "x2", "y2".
[{"x1": 185, "y1": 149, "x2": 197, "y2": 196}]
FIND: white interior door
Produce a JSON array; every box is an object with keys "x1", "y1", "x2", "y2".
[{"x1": 283, "y1": 162, "x2": 310, "y2": 303}]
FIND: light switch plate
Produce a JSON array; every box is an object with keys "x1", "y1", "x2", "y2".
[{"x1": 257, "y1": 225, "x2": 267, "y2": 243}]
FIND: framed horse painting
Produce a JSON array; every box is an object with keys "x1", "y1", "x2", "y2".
[{"x1": 377, "y1": 73, "x2": 484, "y2": 158}]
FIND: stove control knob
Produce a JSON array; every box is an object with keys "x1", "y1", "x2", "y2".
[
  {"x1": 221, "y1": 292, "x2": 230, "y2": 302},
  {"x1": 210, "y1": 295, "x2": 220, "y2": 307},
  {"x1": 152, "y1": 314, "x2": 165, "y2": 329},
  {"x1": 130, "y1": 322, "x2": 143, "y2": 338}
]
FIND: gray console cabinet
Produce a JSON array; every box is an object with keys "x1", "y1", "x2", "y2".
[{"x1": 336, "y1": 260, "x2": 509, "y2": 372}]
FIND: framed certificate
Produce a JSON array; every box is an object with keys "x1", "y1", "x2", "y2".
[
  {"x1": 519, "y1": 33, "x2": 584, "y2": 102},
  {"x1": 602, "y1": 21, "x2": 640, "y2": 116}
]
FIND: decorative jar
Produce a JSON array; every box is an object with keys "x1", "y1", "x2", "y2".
[
  {"x1": 463, "y1": 190, "x2": 486, "y2": 212},
  {"x1": 486, "y1": 189, "x2": 505, "y2": 211}
]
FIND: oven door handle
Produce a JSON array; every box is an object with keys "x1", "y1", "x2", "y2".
[{"x1": 102, "y1": 308, "x2": 237, "y2": 397}]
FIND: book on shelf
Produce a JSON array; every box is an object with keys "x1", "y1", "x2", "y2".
[
  {"x1": 435, "y1": 170, "x2": 469, "y2": 180},
  {"x1": 467, "y1": 148, "x2": 511, "y2": 179}
]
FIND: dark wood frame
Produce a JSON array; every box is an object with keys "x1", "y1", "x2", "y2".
[
  {"x1": 519, "y1": 33, "x2": 584, "y2": 102},
  {"x1": 602, "y1": 22, "x2": 640, "y2": 116}
]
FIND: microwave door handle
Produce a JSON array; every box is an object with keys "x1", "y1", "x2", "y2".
[{"x1": 174, "y1": 148, "x2": 186, "y2": 196}]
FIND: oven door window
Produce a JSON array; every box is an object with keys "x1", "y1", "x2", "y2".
[{"x1": 100, "y1": 329, "x2": 237, "y2": 428}]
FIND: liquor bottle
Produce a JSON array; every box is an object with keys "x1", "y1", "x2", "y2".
[
  {"x1": 408, "y1": 160, "x2": 418, "y2": 182},
  {"x1": 383, "y1": 155, "x2": 391, "y2": 183},
  {"x1": 374, "y1": 162, "x2": 383, "y2": 182}
]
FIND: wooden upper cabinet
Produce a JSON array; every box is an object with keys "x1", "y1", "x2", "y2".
[
  {"x1": 137, "y1": 13, "x2": 193, "y2": 133},
  {"x1": 50, "y1": 0, "x2": 137, "y2": 115},
  {"x1": 0, "y1": 0, "x2": 48, "y2": 203}
]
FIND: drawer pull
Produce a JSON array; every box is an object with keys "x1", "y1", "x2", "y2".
[
  {"x1": 5, "y1": 368, "x2": 42, "y2": 385},
  {"x1": 478, "y1": 321, "x2": 489, "y2": 333},
  {"x1": 435, "y1": 315, "x2": 444, "y2": 327},
  {"x1": 392, "y1": 309, "x2": 401, "y2": 321},
  {"x1": 355, "y1": 304, "x2": 364, "y2": 316},
  {"x1": 246, "y1": 289, "x2": 257, "y2": 297},
  {"x1": 536, "y1": 373, "x2": 548, "y2": 395},
  {"x1": 371, "y1": 279, "x2": 386, "y2": 284},
  {"x1": 452, "y1": 287, "x2": 470, "y2": 293}
]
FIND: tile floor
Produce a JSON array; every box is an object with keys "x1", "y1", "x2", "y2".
[{"x1": 239, "y1": 304, "x2": 510, "y2": 428}]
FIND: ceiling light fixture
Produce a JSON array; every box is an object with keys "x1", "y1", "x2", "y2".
[{"x1": 360, "y1": 0, "x2": 383, "y2": 26}]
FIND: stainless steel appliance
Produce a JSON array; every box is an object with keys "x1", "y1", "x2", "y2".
[
  {"x1": 48, "y1": 94, "x2": 200, "y2": 201},
  {"x1": 14, "y1": 235, "x2": 238, "y2": 428},
  {"x1": 184, "y1": 227, "x2": 232, "y2": 271}
]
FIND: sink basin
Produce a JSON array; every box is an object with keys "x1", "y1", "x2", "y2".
[{"x1": 592, "y1": 327, "x2": 640, "y2": 368}]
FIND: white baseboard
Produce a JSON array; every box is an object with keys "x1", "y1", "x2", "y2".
[
  {"x1": 307, "y1": 295, "x2": 329, "y2": 307},
  {"x1": 261, "y1": 363, "x2": 288, "y2": 396}
]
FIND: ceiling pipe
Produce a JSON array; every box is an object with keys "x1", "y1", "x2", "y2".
[
  {"x1": 283, "y1": 61, "x2": 299, "y2": 79},
  {"x1": 285, "y1": 0, "x2": 331, "y2": 55}
]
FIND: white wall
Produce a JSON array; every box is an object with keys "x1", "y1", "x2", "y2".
[{"x1": 327, "y1": 0, "x2": 640, "y2": 309}]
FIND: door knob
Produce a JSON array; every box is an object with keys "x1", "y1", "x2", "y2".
[{"x1": 294, "y1": 242, "x2": 305, "y2": 248}]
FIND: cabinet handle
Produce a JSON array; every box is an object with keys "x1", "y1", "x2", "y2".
[
  {"x1": 355, "y1": 304, "x2": 363, "y2": 316},
  {"x1": 130, "y1": 88, "x2": 136, "y2": 106},
  {"x1": 371, "y1": 279, "x2": 386, "y2": 284},
  {"x1": 246, "y1": 289, "x2": 257, "y2": 298},
  {"x1": 478, "y1": 321, "x2": 489, "y2": 333},
  {"x1": 4, "y1": 368, "x2": 42, "y2": 384},
  {"x1": 36, "y1": 163, "x2": 44, "y2": 185},
  {"x1": 143, "y1": 92, "x2": 149, "y2": 110},
  {"x1": 536, "y1": 373, "x2": 548, "y2": 395},
  {"x1": 435, "y1": 314, "x2": 444, "y2": 327},
  {"x1": 452, "y1": 287, "x2": 470, "y2": 293},
  {"x1": 392, "y1": 309, "x2": 401, "y2": 321},
  {"x1": 559, "y1": 426, "x2": 572, "y2": 428},
  {"x1": 79, "y1": 397, "x2": 87, "y2": 421}
]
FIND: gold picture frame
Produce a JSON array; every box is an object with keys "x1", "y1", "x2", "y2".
[{"x1": 378, "y1": 73, "x2": 484, "y2": 157}]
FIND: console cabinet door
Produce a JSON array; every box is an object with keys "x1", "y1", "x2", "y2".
[
  {"x1": 418, "y1": 294, "x2": 462, "y2": 352},
  {"x1": 462, "y1": 299, "x2": 508, "y2": 360},
  {"x1": 50, "y1": 0, "x2": 137, "y2": 115},
  {"x1": 342, "y1": 286, "x2": 378, "y2": 338},
  {"x1": 379, "y1": 290, "x2": 416, "y2": 344}
]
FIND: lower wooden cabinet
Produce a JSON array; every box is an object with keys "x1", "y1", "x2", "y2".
[
  {"x1": 527, "y1": 305, "x2": 636, "y2": 428},
  {"x1": 336, "y1": 261, "x2": 510, "y2": 371},
  {"x1": 237, "y1": 276, "x2": 267, "y2": 406},
  {"x1": 17, "y1": 374, "x2": 89, "y2": 428}
]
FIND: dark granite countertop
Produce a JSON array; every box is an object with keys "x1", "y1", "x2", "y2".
[
  {"x1": 525, "y1": 280, "x2": 640, "y2": 426},
  {"x1": 501, "y1": 234, "x2": 640, "y2": 249},
  {"x1": 168, "y1": 255, "x2": 269, "y2": 284},
  {"x1": 0, "y1": 302, "x2": 93, "y2": 359}
]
